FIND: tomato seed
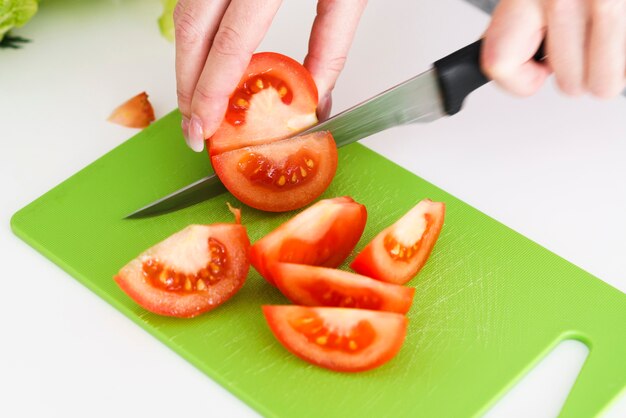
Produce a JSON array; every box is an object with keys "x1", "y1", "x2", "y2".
[
  {"x1": 309, "y1": 325, "x2": 324, "y2": 334},
  {"x1": 315, "y1": 335, "x2": 328, "y2": 345},
  {"x1": 235, "y1": 98, "x2": 249, "y2": 108}
]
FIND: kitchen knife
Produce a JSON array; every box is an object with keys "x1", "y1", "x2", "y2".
[{"x1": 126, "y1": 39, "x2": 544, "y2": 219}]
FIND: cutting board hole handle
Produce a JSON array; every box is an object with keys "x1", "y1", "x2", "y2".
[{"x1": 484, "y1": 339, "x2": 589, "y2": 417}]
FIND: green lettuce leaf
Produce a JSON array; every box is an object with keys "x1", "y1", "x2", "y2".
[
  {"x1": 0, "y1": 0, "x2": 39, "y2": 41},
  {"x1": 158, "y1": 0, "x2": 176, "y2": 42}
]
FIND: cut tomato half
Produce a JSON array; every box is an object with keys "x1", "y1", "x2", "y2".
[
  {"x1": 108, "y1": 92, "x2": 155, "y2": 128},
  {"x1": 263, "y1": 305, "x2": 407, "y2": 372},
  {"x1": 211, "y1": 131, "x2": 337, "y2": 212},
  {"x1": 114, "y1": 209, "x2": 250, "y2": 318},
  {"x1": 209, "y1": 52, "x2": 318, "y2": 156},
  {"x1": 270, "y1": 263, "x2": 415, "y2": 314},
  {"x1": 208, "y1": 52, "x2": 334, "y2": 212},
  {"x1": 249, "y1": 197, "x2": 367, "y2": 285},
  {"x1": 351, "y1": 199, "x2": 445, "y2": 285}
]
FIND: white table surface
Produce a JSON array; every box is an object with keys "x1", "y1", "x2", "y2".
[{"x1": 1, "y1": 1, "x2": 624, "y2": 417}]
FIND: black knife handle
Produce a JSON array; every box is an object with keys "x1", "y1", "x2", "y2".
[{"x1": 434, "y1": 39, "x2": 546, "y2": 115}]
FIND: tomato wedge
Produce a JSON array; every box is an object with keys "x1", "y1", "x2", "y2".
[
  {"x1": 209, "y1": 52, "x2": 318, "y2": 156},
  {"x1": 351, "y1": 199, "x2": 445, "y2": 285},
  {"x1": 107, "y1": 92, "x2": 155, "y2": 128},
  {"x1": 249, "y1": 197, "x2": 367, "y2": 285},
  {"x1": 114, "y1": 208, "x2": 250, "y2": 318},
  {"x1": 263, "y1": 306, "x2": 407, "y2": 372},
  {"x1": 211, "y1": 131, "x2": 337, "y2": 212},
  {"x1": 270, "y1": 263, "x2": 415, "y2": 314}
]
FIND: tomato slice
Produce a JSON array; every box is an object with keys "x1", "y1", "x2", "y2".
[
  {"x1": 270, "y1": 263, "x2": 415, "y2": 314},
  {"x1": 114, "y1": 210, "x2": 250, "y2": 318},
  {"x1": 263, "y1": 306, "x2": 407, "y2": 372},
  {"x1": 249, "y1": 197, "x2": 367, "y2": 285},
  {"x1": 209, "y1": 52, "x2": 318, "y2": 156},
  {"x1": 211, "y1": 131, "x2": 337, "y2": 212},
  {"x1": 208, "y1": 52, "x2": 334, "y2": 212},
  {"x1": 107, "y1": 92, "x2": 155, "y2": 128},
  {"x1": 351, "y1": 199, "x2": 445, "y2": 285}
]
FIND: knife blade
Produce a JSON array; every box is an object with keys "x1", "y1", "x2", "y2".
[
  {"x1": 298, "y1": 67, "x2": 446, "y2": 145},
  {"x1": 126, "y1": 39, "x2": 542, "y2": 219},
  {"x1": 126, "y1": 174, "x2": 227, "y2": 218}
]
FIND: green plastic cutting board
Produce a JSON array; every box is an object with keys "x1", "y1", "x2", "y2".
[{"x1": 11, "y1": 111, "x2": 626, "y2": 418}]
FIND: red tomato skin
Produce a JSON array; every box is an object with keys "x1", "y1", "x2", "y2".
[
  {"x1": 269, "y1": 263, "x2": 415, "y2": 314},
  {"x1": 115, "y1": 224, "x2": 250, "y2": 318},
  {"x1": 348, "y1": 245, "x2": 383, "y2": 282},
  {"x1": 351, "y1": 200, "x2": 445, "y2": 285},
  {"x1": 248, "y1": 197, "x2": 367, "y2": 285},
  {"x1": 262, "y1": 305, "x2": 407, "y2": 372}
]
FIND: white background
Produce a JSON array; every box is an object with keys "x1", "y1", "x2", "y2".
[{"x1": 1, "y1": 0, "x2": 624, "y2": 417}]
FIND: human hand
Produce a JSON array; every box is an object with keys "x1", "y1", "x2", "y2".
[
  {"x1": 481, "y1": 0, "x2": 625, "y2": 98},
  {"x1": 174, "y1": 0, "x2": 367, "y2": 152}
]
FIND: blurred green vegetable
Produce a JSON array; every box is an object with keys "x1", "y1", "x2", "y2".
[
  {"x1": 2, "y1": 0, "x2": 176, "y2": 45},
  {"x1": 158, "y1": 0, "x2": 176, "y2": 42},
  {"x1": 0, "y1": 0, "x2": 39, "y2": 41}
]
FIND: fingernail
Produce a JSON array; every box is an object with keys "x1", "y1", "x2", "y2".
[
  {"x1": 187, "y1": 114, "x2": 205, "y2": 152},
  {"x1": 317, "y1": 93, "x2": 332, "y2": 121}
]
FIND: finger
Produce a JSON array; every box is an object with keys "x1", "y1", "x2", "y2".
[
  {"x1": 190, "y1": 0, "x2": 282, "y2": 143},
  {"x1": 174, "y1": 0, "x2": 230, "y2": 120},
  {"x1": 482, "y1": 0, "x2": 551, "y2": 96},
  {"x1": 304, "y1": 0, "x2": 367, "y2": 119},
  {"x1": 586, "y1": 0, "x2": 626, "y2": 98},
  {"x1": 546, "y1": 0, "x2": 588, "y2": 96}
]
